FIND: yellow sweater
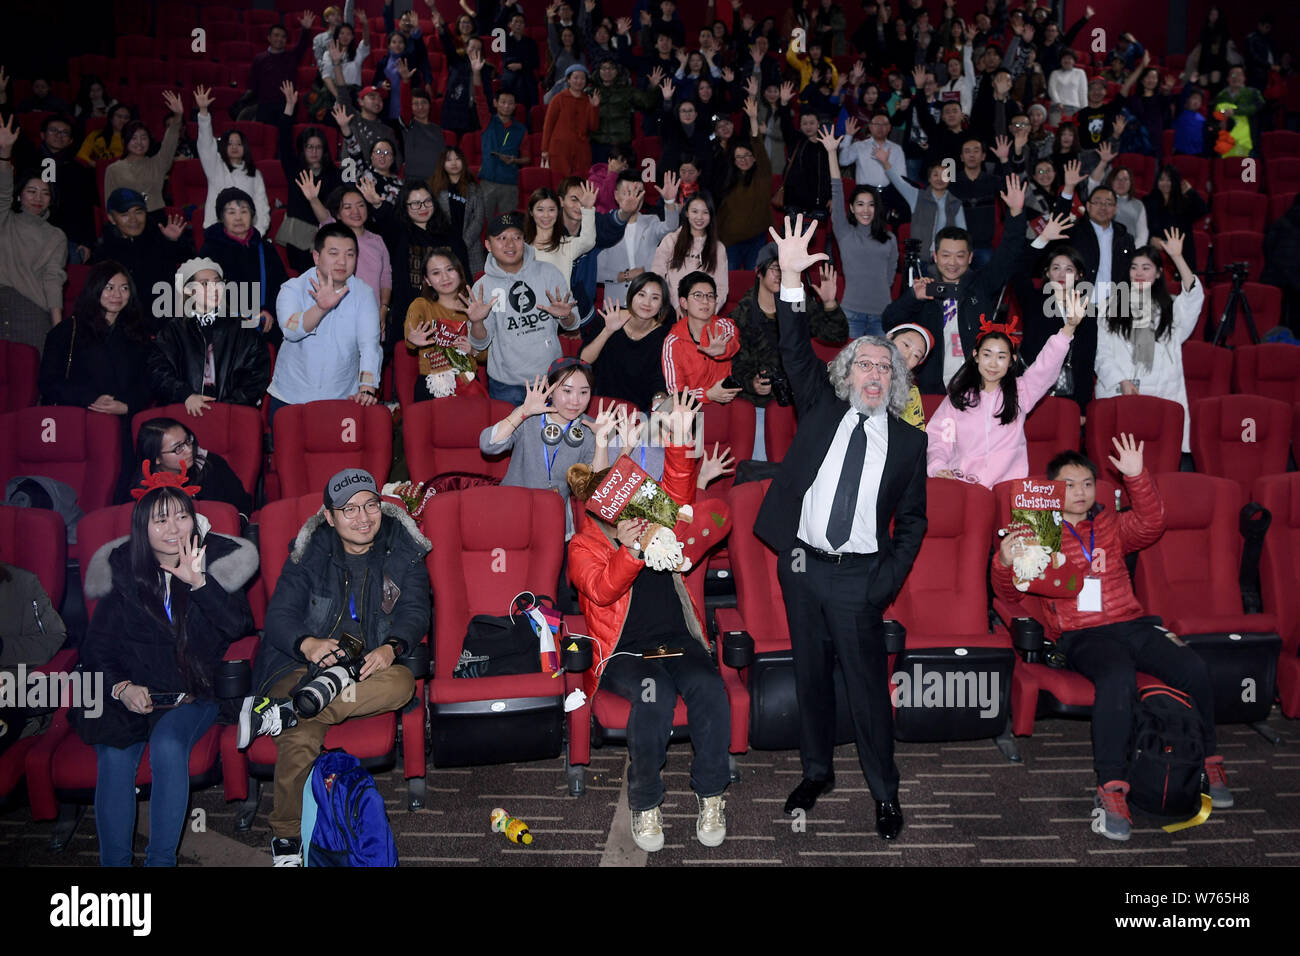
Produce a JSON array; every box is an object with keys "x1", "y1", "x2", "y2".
[{"x1": 901, "y1": 384, "x2": 926, "y2": 431}]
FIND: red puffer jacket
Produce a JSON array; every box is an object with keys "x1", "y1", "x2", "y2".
[
  {"x1": 992, "y1": 468, "x2": 1166, "y2": 639},
  {"x1": 566, "y1": 443, "x2": 705, "y2": 698}
]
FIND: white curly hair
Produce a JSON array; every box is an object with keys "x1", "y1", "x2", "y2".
[{"x1": 827, "y1": 335, "x2": 911, "y2": 417}]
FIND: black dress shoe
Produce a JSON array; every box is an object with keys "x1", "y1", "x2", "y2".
[
  {"x1": 876, "y1": 799, "x2": 904, "y2": 840},
  {"x1": 785, "y1": 775, "x2": 835, "y2": 815}
]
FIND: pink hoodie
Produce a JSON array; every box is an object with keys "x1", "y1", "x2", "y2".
[{"x1": 926, "y1": 331, "x2": 1071, "y2": 488}]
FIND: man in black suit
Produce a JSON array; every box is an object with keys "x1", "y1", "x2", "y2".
[
  {"x1": 1064, "y1": 184, "x2": 1135, "y2": 315},
  {"x1": 753, "y1": 216, "x2": 929, "y2": 840},
  {"x1": 884, "y1": 176, "x2": 1069, "y2": 395}
]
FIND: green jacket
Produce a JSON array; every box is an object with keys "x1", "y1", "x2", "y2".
[
  {"x1": 729, "y1": 285, "x2": 848, "y2": 408},
  {"x1": 591, "y1": 70, "x2": 662, "y2": 146}
]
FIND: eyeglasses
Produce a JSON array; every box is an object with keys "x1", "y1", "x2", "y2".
[
  {"x1": 1010, "y1": 121, "x2": 1029, "y2": 128},
  {"x1": 337, "y1": 499, "x2": 383, "y2": 519},
  {"x1": 1088, "y1": 198, "x2": 1117, "y2": 207},
  {"x1": 164, "y1": 438, "x2": 193, "y2": 456},
  {"x1": 688, "y1": 291, "x2": 717, "y2": 301},
  {"x1": 46, "y1": 128, "x2": 72, "y2": 138},
  {"x1": 406, "y1": 198, "x2": 434, "y2": 208},
  {"x1": 374, "y1": 148, "x2": 393, "y2": 157},
  {"x1": 852, "y1": 360, "x2": 893, "y2": 375}
]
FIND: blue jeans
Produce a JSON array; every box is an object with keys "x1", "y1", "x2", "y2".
[
  {"x1": 726, "y1": 233, "x2": 768, "y2": 271},
  {"x1": 844, "y1": 310, "x2": 884, "y2": 339},
  {"x1": 487, "y1": 375, "x2": 527, "y2": 406},
  {"x1": 93, "y1": 699, "x2": 219, "y2": 867}
]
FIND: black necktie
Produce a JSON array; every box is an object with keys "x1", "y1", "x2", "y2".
[{"x1": 826, "y1": 413, "x2": 869, "y2": 550}]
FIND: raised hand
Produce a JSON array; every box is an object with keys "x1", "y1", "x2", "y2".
[
  {"x1": 308, "y1": 273, "x2": 350, "y2": 311},
  {"x1": 743, "y1": 96, "x2": 759, "y2": 120},
  {"x1": 780, "y1": 80, "x2": 796, "y2": 105},
  {"x1": 697, "y1": 442, "x2": 736, "y2": 486},
  {"x1": 599, "y1": 298, "x2": 630, "y2": 332},
  {"x1": 1060, "y1": 287, "x2": 1088, "y2": 335},
  {"x1": 698, "y1": 326, "x2": 733, "y2": 358},
  {"x1": 871, "y1": 142, "x2": 892, "y2": 169},
  {"x1": 1061, "y1": 158, "x2": 1085, "y2": 189},
  {"x1": 648, "y1": 66, "x2": 665, "y2": 88},
  {"x1": 1096, "y1": 140, "x2": 1116, "y2": 166},
  {"x1": 193, "y1": 84, "x2": 214, "y2": 113},
  {"x1": 815, "y1": 263, "x2": 838, "y2": 304},
  {"x1": 721, "y1": 66, "x2": 735, "y2": 84},
  {"x1": 911, "y1": 64, "x2": 926, "y2": 89},
  {"x1": 159, "y1": 213, "x2": 187, "y2": 241},
  {"x1": 991, "y1": 134, "x2": 1011, "y2": 162},
  {"x1": 663, "y1": 389, "x2": 702, "y2": 443},
  {"x1": 1161, "y1": 227, "x2": 1184, "y2": 260},
  {"x1": 592, "y1": 399, "x2": 620, "y2": 446},
  {"x1": 397, "y1": 60, "x2": 415, "y2": 81},
  {"x1": 458, "y1": 286, "x2": 493, "y2": 322},
  {"x1": 331, "y1": 102, "x2": 354, "y2": 132},
  {"x1": 280, "y1": 80, "x2": 299, "y2": 111},
  {"x1": 1107, "y1": 432, "x2": 1144, "y2": 477},
  {"x1": 357, "y1": 176, "x2": 382, "y2": 206},
  {"x1": 1000, "y1": 173, "x2": 1026, "y2": 217},
  {"x1": 766, "y1": 214, "x2": 831, "y2": 278},
  {"x1": 329, "y1": 39, "x2": 346, "y2": 64},
  {"x1": 169, "y1": 532, "x2": 207, "y2": 588},
  {"x1": 296, "y1": 170, "x2": 321, "y2": 200},
  {"x1": 660, "y1": 169, "x2": 680, "y2": 205},
  {"x1": 1037, "y1": 211, "x2": 1074, "y2": 243},
  {"x1": 815, "y1": 124, "x2": 840, "y2": 153},
  {"x1": 577, "y1": 180, "x2": 598, "y2": 208},
  {"x1": 299, "y1": 9, "x2": 317, "y2": 29},
  {"x1": 519, "y1": 375, "x2": 558, "y2": 418},
  {"x1": 407, "y1": 319, "x2": 436, "y2": 346},
  {"x1": 588, "y1": 90, "x2": 601, "y2": 109},
  {"x1": 1110, "y1": 114, "x2": 1126, "y2": 138},
  {"x1": 162, "y1": 90, "x2": 185, "y2": 116},
  {"x1": 744, "y1": 74, "x2": 758, "y2": 99},
  {"x1": 469, "y1": 48, "x2": 485, "y2": 72},
  {"x1": 617, "y1": 16, "x2": 633, "y2": 35},
  {"x1": 541, "y1": 287, "x2": 576, "y2": 320},
  {"x1": 660, "y1": 78, "x2": 675, "y2": 100},
  {"x1": 616, "y1": 180, "x2": 645, "y2": 215},
  {"x1": 844, "y1": 115, "x2": 860, "y2": 139}
]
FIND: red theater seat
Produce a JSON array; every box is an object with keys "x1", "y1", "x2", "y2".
[
  {"x1": 0, "y1": 341, "x2": 39, "y2": 411},
  {"x1": 1084, "y1": 396, "x2": 1184, "y2": 485},
  {"x1": 1182, "y1": 340, "x2": 1232, "y2": 409},
  {"x1": 699, "y1": 399, "x2": 755, "y2": 498},
  {"x1": 130, "y1": 403, "x2": 263, "y2": 497},
  {"x1": 270, "y1": 400, "x2": 393, "y2": 500},
  {"x1": 0, "y1": 407, "x2": 122, "y2": 514},
  {"x1": 1253, "y1": 473, "x2": 1300, "y2": 718},
  {"x1": 401, "y1": 394, "x2": 513, "y2": 481},
  {"x1": 1231, "y1": 344, "x2": 1300, "y2": 406},
  {"x1": 1024, "y1": 396, "x2": 1080, "y2": 476},
  {"x1": 0, "y1": 506, "x2": 66, "y2": 607},
  {"x1": 1190, "y1": 395, "x2": 1293, "y2": 494}
]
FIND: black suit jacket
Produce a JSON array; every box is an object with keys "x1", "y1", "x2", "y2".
[
  {"x1": 882, "y1": 211, "x2": 1030, "y2": 395},
  {"x1": 754, "y1": 292, "x2": 929, "y2": 610},
  {"x1": 1063, "y1": 216, "x2": 1134, "y2": 290}
]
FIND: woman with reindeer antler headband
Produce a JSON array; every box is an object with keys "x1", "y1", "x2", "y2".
[
  {"x1": 71, "y1": 461, "x2": 257, "y2": 867},
  {"x1": 927, "y1": 289, "x2": 1086, "y2": 489}
]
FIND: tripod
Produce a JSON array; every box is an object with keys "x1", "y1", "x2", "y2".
[{"x1": 1210, "y1": 266, "x2": 1260, "y2": 347}]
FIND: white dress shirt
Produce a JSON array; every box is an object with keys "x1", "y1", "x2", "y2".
[
  {"x1": 1091, "y1": 219, "x2": 1115, "y2": 306},
  {"x1": 797, "y1": 405, "x2": 890, "y2": 554}
]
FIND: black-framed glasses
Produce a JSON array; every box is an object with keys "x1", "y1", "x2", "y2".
[
  {"x1": 338, "y1": 499, "x2": 383, "y2": 519},
  {"x1": 406, "y1": 198, "x2": 434, "y2": 208},
  {"x1": 164, "y1": 438, "x2": 193, "y2": 456},
  {"x1": 689, "y1": 291, "x2": 717, "y2": 301}
]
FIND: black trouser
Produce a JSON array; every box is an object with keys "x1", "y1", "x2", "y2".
[
  {"x1": 600, "y1": 638, "x2": 731, "y2": 812},
  {"x1": 1059, "y1": 615, "x2": 1217, "y2": 785},
  {"x1": 0, "y1": 706, "x2": 25, "y2": 756},
  {"x1": 777, "y1": 547, "x2": 898, "y2": 800}
]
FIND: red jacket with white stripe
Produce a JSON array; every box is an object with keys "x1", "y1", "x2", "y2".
[
  {"x1": 991, "y1": 468, "x2": 1166, "y2": 639},
  {"x1": 661, "y1": 315, "x2": 740, "y2": 401}
]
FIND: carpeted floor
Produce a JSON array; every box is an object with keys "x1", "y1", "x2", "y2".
[{"x1": 3, "y1": 710, "x2": 1297, "y2": 867}]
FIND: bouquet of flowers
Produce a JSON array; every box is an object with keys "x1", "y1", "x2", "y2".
[
  {"x1": 587, "y1": 456, "x2": 696, "y2": 572},
  {"x1": 381, "y1": 480, "x2": 436, "y2": 520},
  {"x1": 1008, "y1": 479, "x2": 1069, "y2": 592}
]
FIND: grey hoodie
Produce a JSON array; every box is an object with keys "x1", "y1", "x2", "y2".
[{"x1": 469, "y1": 246, "x2": 575, "y2": 387}]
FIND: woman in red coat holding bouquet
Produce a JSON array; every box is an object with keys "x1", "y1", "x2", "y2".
[{"x1": 565, "y1": 392, "x2": 731, "y2": 855}]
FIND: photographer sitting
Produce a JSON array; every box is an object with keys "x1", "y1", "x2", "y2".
[{"x1": 241, "y1": 468, "x2": 431, "y2": 867}]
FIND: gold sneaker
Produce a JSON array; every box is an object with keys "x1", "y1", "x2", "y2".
[
  {"x1": 631, "y1": 806, "x2": 664, "y2": 852},
  {"x1": 696, "y1": 794, "x2": 727, "y2": 847}
]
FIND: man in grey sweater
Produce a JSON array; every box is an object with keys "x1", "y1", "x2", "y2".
[{"x1": 468, "y1": 213, "x2": 579, "y2": 405}]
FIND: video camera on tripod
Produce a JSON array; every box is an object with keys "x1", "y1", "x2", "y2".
[
  {"x1": 1202, "y1": 261, "x2": 1259, "y2": 346},
  {"x1": 904, "y1": 237, "x2": 926, "y2": 286}
]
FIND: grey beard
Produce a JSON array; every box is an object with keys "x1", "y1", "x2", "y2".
[{"x1": 848, "y1": 389, "x2": 888, "y2": 416}]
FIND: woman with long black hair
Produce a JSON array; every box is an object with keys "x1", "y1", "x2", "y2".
[
  {"x1": 716, "y1": 97, "x2": 774, "y2": 271},
  {"x1": 129, "y1": 417, "x2": 253, "y2": 518},
  {"x1": 73, "y1": 476, "x2": 255, "y2": 866},
  {"x1": 580, "y1": 271, "x2": 674, "y2": 410},
  {"x1": 277, "y1": 83, "x2": 342, "y2": 273},
  {"x1": 430, "y1": 146, "x2": 487, "y2": 275},
  {"x1": 1142, "y1": 164, "x2": 1209, "y2": 273},
  {"x1": 651, "y1": 193, "x2": 729, "y2": 314}
]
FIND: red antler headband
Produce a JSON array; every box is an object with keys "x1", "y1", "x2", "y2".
[
  {"x1": 131, "y1": 459, "x2": 201, "y2": 500},
  {"x1": 977, "y1": 312, "x2": 1022, "y2": 342}
]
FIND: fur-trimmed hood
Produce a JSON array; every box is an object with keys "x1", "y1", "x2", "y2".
[
  {"x1": 84, "y1": 512, "x2": 259, "y2": 601},
  {"x1": 289, "y1": 501, "x2": 432, "y2": 565}
]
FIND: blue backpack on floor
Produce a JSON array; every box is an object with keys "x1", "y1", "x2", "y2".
[{"x1": 301, "y1": 751, "x2": 398, "y2": 866}]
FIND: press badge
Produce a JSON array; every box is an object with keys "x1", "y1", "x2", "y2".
[{"x1": 1077, "y1": 576, "x2": 1102, "y2": 612}]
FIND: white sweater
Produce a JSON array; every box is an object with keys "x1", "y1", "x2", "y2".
[
  {"x1": 1048, "y1": 67, "x2": 1089, "y2": 111},
  {"x1": 529, "y1": 206, "x2": 596, "y2": 286},
  {"x1": 197, "y1": 113, "x2": 271, "y2": 236},
  {"x1": 1094, "y1": 279, "x2": 1205, "y2": 452}
]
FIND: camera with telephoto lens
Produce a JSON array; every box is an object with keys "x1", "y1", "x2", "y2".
[
  {"x1": 1226, "y1": 261, "x2": 1250, "y2": 280},
  {"x1": 294, "y1": 632, "x2": 366, "y2": 719},
  {"x1": 903, "y1": 238, "x2": 925, "y2": 285},
  {"x1": 763, "y1": 367, "x2": 794, "y2": 407}
]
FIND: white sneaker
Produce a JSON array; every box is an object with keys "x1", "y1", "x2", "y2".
[
  {"x1": 696, "y1": 793, "x2": 726, "y2": 847},
  {"x1": 237, "y1": 696, "x2": 294, "y2": 750},
  {"x1": 270, "y1": 836, "x2": 302, "y2": 866},
  {"x1": 630, "y1": 805, "x2": 665, "y2": 852}
]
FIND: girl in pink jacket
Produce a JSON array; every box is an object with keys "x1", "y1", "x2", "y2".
[{"x1": 927, "y1": 292, "x2": 1085, "y2": 488}]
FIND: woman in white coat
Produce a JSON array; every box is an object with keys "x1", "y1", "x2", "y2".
[
  {"x1": 194, "y1": 86, "x2": 271, "y2": 236},
  {"x1": 1094, "y1": 228, "x2": 1203, "y2": 453}
]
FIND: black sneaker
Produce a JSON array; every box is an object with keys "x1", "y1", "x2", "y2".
[
  {"x1": 237, "y1": 696, "x2": 296, "y2": 750},
  {"x1": 270, "y1": 836, "x2": 302, "y2": 867}
]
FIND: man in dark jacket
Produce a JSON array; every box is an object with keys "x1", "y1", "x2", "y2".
[
  {"x1": 244, "y1": 468, "x2": 431, "y2": 866},
  {"x1": 11, "y1": 113, "x2": 97, "y2": 252},
  {"x1": 93, "y1": 189, "x2": 194, "y2": 335},
  {"x1": 884, "y1": 176, "x2": 1041, "y2": 394},
  {"x1": 148, "y1": 257, "x2": 271, "y2": 412},
  {"x1": 781, "y1": 109, "x2": 833, "y2": 222}
]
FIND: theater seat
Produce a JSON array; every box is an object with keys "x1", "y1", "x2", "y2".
[
  {"x1": 271, "y1": 400, "x2": 393, "y2": 500},
  {"x1": 220, "y1": 492, "x2": 428, "y2": 824},
  {"x1": 400, "y1": 394, "x2": 513, "y2": 482},
  {"x1": 1083, "y1": 396, "x2": 1184, "y2": 485},
  {"x1": 0, "y1": 341, "x2": 39, "y2": 411},
  {"x1": 1190, "y1": 395, "x2": 1292, "y2": 495},
  {"x1": 764, "y1": 401, "x2": 798, "y2": 462},
  {"x1": 1134, "y1": 473, "x2": 1282, "y2": 727},
  {"x1": 0, "y1": 407, "x2": 122, "y2": 514},
  {"x1": 0, "y1": 506, "x2": 67, "y2": 607},
  {"x1": 131, "y1": 403, "x2": 263, "y2": 498},
  {"x1": 1231, "y1": 344, "x2": 1300, "y2": 406},
  {"x1": 700, "y1": 399, "x2": 755, "y2": 498},
  {"x1": 1182, "y1": 340, "x2": 1232, "y2": 409},
  {"x1": 1253, "y1": 473, "x2": 1300, "y2": 719},
  {"x1": 1024, "y1": 396, "x2": 1080, "y2": 475}
]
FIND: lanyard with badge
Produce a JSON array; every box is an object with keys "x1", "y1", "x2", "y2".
[
  {"x1": 541, "y1": 416, "x2": 585, "y2": 481},
  {"x1": 1064, "y1": 522, "x2": 1102, "y2": 612}
]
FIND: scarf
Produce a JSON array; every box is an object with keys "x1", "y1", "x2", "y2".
[{"x1": 1129, "y1": 300, "x2": 1158, "y2": 372}]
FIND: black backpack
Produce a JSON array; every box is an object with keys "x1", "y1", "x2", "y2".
[
  {"x1": 1127, "y1": 684, "x2": 1208, "y2": 818},
  {"x1": 453, "y1": 596, "x2": 559, "y2": 679}
]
